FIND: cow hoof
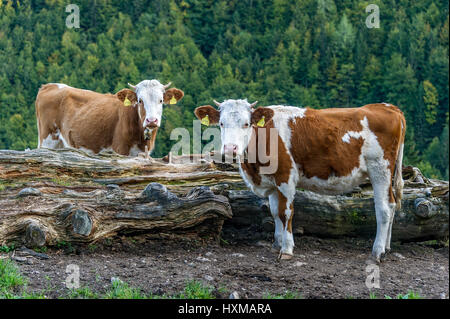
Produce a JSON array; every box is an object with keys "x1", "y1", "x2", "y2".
[
  {"x1": 278, "y1": 253, "x2": 293, "y2": 260},
  {"x1": 370, "y1": 253, "x2": 383, "y2": 264}
]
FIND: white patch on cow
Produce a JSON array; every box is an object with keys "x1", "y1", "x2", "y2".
[
  {"x1": 342, "y1": 131, "x2": 361, "y2": 144},
  {"x1": 277, "y1": 166, "x2": 298, "y2": 255},
  {"x1": 41, "y1": 132, "x2": 63, "y2": 149},
  {"x1": 133, "y1": 80, "x2": 166, "y2": 128},
  {"x1": 37, "y1": 122, "x2": 41, "y2": 148},
  {"x1": 128, "y1": 145, "x2": 141, "y2": 157},
  {"x1": 382, "y1": 102, "x2": 392, "y2": 107},
  {"x1": 218, "y1": 99, "x2": 253, "y2": 156},
  {"x1": 47, "y1": 83, "x2": 71, "y2": 89},
  {"x1": 268, "y1": 192, "x2": 283, "y2": 249},
  {"x1": 268, "y1": 105, "x2": 306, "y2": 151},
  {"x1": 58, "y1": 133, "x2": 71, "y2": 148}
]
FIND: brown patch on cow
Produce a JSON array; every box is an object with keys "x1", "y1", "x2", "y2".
[
  {"x1": 277, "y1": 190, "x2": 287, "y2": 226},
  {"x1": 163, "y1": 88, "x2": 184, "y2": 104},
  {"x1": 116, "y1": 89, "x2": 138, "y2": 105},
  {"x1": 288, "y1": 108, "x2": 364, "y2": 180},
  {"x1": 251, "y1": 107, "x2": 275, "y2": 127},
  {"x1": 363, "y1": 104, "x2": 406, "y2": 203},
  {"x1": 145, "y1": 127, "x2": 159, "y2": 155},
  {"x1": 276, "y1": 191, "x2": 294, "y2": 232},
  {"x1": 241, "y1": 118, "x2": 293, "y2": 187},
  {"x1": 194, "y1": 105, "x2": 220, "y2": 125}
]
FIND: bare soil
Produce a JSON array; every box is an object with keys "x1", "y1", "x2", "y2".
[{"x1": 7, "y1": 231, "x2": 449, "y2": 299}]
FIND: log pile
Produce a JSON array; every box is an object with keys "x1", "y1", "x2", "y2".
[{"x1": 0, "y1": 148, "x2": 448, "y2": 247}]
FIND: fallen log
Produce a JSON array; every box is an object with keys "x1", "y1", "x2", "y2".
[{"x1": 0, "y1": 148, "x2": 448, "y2": 246}]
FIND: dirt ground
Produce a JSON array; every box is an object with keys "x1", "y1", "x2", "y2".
[{"x1": 6, "y1": 229, "x2": 448, "y2": 299}]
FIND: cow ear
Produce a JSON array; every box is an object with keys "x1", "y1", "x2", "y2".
[
  {"x1": 251, "y1": 107, "x2": 274, "y2": 127},
  {"x1": 163, "y1": 88, "x2": 184, "y2": 105},
  {"x1": 194, "y1": 105, "x2": 220, "y2": 125},
  {"x1": 116, "y1": 89, "x2": 138, "y2": 106}
]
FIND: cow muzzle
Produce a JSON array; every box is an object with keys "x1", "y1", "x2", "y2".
[
  {"x1": 145, "y1": 118, "x2": 159, "y2": 128},
  {"x1": 223, "y1": 144, "x2": 238, "y2": 156}
]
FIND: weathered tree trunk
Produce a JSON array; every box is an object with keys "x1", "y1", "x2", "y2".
[{"x1": 0, "y1": 149, "x2": 448, "y2": 246}]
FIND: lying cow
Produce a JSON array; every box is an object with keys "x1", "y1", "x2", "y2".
[
  {"x1": 35, "y1": 80, "x2": 184, "y2": 157},
  {"x1": 195, "y1": 100, "x2": 406, "y2": 262}
]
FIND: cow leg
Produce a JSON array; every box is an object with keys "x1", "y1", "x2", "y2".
[
  {"x1": 268, "y1": 192, "x2": 283, "y2": 250},
  {"x1": 367, "y1": 162, "x2": 393, "y2": 263},
  {"x1": 276, "y1": 190, "x2": 295, "y2": 260},
  {"x1": 385, "y1": 187, "x2": 396, "y2": 252}
]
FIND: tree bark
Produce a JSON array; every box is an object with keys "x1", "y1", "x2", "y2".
[{"x1": 0, "y1": 148, "x2": 448, "y2": 246}]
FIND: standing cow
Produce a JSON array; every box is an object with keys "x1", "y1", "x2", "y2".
[
  {"x1": 195, "y1": 100, "x2": 406, "y2": 262},
  {"x1": 35, "y1": 80, "x2": 184, "y2": 157}
]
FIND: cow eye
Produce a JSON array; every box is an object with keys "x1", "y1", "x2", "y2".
[
  {"x1": 159, "y1": 99, "x2": 163, "y2": 103},
  {"x1": 220, "y1": 122, "x2": 224, "y2": 127},
  {"x1": 243, "y1": 123, "x2": 249, "y2": 128}
]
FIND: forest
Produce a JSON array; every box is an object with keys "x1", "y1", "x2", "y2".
[{"x1": 0, "y1": 0, "x2": 448, "y2": 179}]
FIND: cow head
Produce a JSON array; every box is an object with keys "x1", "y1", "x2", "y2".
[
  {"x1": 118, "y1": 80, "x2": 184, "y2": 129},
  {"x1": 194, "y1": 99, "x2": 274, "y2": 157}
]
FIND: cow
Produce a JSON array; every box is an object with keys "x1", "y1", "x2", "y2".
[
  {"x1": 195, "y1": 100, "x2": 406, "y2": 262},
  {"x1": 35, "y1": 80, "x2": 184, "y2": 157}
]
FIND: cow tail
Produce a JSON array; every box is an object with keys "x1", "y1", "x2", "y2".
[{"x1": 393, "y1": 117, "x2": 406, "y2": 211}]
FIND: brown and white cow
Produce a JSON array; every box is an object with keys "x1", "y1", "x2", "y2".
[
  {"x1": 35, "y1": 80, "x2": 184, "y2": 156},
  {"x1": 195, "y1": 100, "x2": 406, "y2": 262}
]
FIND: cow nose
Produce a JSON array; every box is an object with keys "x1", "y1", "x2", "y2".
[
  {"x1": 224, "y1": 144, "x2": 238, "y2": 155},
  {"x1": 146, "y1": 118, "x2": 158, "y2": 127}
]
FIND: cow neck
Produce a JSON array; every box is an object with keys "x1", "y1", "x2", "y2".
[{"x1": 120, "y1": 103, "x2": 147, "y2": 146}]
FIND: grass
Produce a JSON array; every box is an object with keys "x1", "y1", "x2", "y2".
[
  {"x1": 68, "y1": 287, "x2": 99, "y2": 299},
  {"x1": 369, "y1": 291, "x2": 422, "y2": 299},
  {"x1": 104, "y1": 279, "x2": 147, "y2": 299},
  {"x1": 56, "y1": 240, "x2": 75, "y2": 253},
  {"x1": 176, "y1": 280, "x2": 215, "y2": 299},
  {"x1": 0, "y1": 244, "x2": 15, "y2": 253},
  {"x1": 1, "y1": 258, "x2": 214, "y2": 299},
  {"x1": 34, "y1": 246, "x2": 48, "y2": 253},
  {"x1": 0, "y1": 259, "x2": 27, "y2": 298},
  {"x1": 1, "y1": 258, "x2": 424, "y2": 300}
]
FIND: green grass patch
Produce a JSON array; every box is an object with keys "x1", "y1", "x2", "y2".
[
  {"x1": 68, "y1": 287, "x2": 99, "y2": 299},
  {"x1": 369, "y1": 291, "x2": 422, "y2": 299},
  {"x1": 104, "y1": 279, "x2": 147, "y2": 299},
  {"x1": 0, "y1": 244, "x2": 15, "y2": 253},
  {"x1": 385, "y1": 291, "x2": 422, "y2": 299},
  {"x1": 0, "y1": 259, "x2": 26, "y2": 298},
  {"x1": 34, "y1": 246, "x2": 48, "y2": 253},
  {"x1": 176, "y1": 280, "x2": 215, "y2": 299}
]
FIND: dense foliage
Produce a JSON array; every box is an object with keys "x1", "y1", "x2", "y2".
[{"x1": 0, "y1": 0, "x2": 448, "y2": 179}]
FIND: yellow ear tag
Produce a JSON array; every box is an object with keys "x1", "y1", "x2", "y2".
[
  {"x1": 123, "y1": 96, "x2": 132, "y2": 106},
  {"x1": 170, "y1": 96, "x2": 177, "y2": 104},
  {"x1": 201, "y1": 115, "x2": 210, "y2": 126},
  {"x1": 257, "y1": 116, "x2": 265, "y2": 127}
]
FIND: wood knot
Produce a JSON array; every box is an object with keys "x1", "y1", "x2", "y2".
[{"x1": 71, "y1": 209, "x2": 93, "y2": 236}]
